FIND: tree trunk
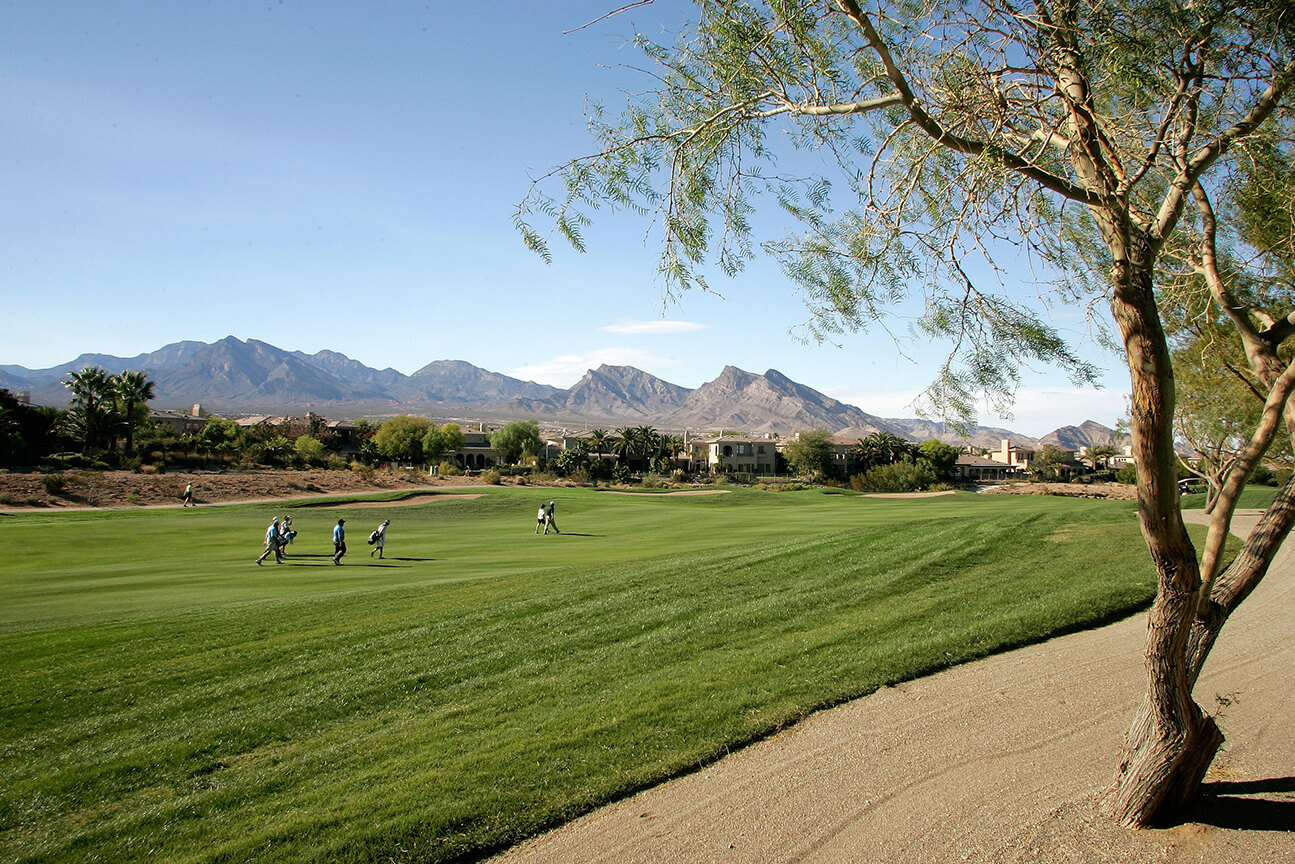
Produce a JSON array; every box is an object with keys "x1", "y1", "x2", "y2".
[{"x1": 1105, "y1": 254, "x2": 1213, "y2": 827}]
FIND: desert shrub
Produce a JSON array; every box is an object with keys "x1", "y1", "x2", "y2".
[
  {"x1": 350, "y1": 462, "x2": 375, "y2": 480},
  {"x1": 40, "y1": 475, "x2": 67, "y2": 495},
  {"x1": 1116, "y1": 464, "x2": 1138, "y2": 485},
  {"x1": 326, "y1": 455, "x2": 349, "y2": 471},
  {"x1": 851, "y1": 460, "x2": 937, "y2": 493},
  {"x1": 569, "y1": 467, "x2": 592, "y2": 486},
  {"x1": 481, "y1": 469, "x2": 502, "y2": 485},
  {"x1": 755, "y1": 481, "x2": 812, "y2": 492},
  {"x1": 436, "y1": 460, "x2": 463, "y2": 477},
  {"x1": 586, "y1": 459, "x2": 614, "y2": 482},
  {"x1": 139, "y1": 463, "x2": 164, "y2": 475}
]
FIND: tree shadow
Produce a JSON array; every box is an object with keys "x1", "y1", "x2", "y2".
[{"x1": 1191, "y1": 778, "x2": 1295, "y2": 832}]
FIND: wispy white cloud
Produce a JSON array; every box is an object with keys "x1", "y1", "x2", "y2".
[
  {"x1": 600, "y1": 319, "x2": 708, "y2": 335},
  {"x1": 511, "y1": 347, "x2": 682, "y2": 387}
]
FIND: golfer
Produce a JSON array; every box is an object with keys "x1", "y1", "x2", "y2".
[
  {"x1": 545, "y1": 500, "x2": 560, "y2": 534},
  {"x1": 370, "y1": 519, "x2": 390, "y2": 559},
  {"x1": 182, "y1": 482, "x2": 194, "y2": 507},
  {"x1": 332, "y1": 518, "x2": 347, "y2": 565},
  {"x1": 535, "y1": 504, "x2": 548, "y2": 534},
  {"x1": 256, "y1": 517, "x2": 283, "y2": 565}
]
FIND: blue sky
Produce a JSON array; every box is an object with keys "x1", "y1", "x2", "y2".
[{"x1": 0, "y1": 1, "x2": 1130, "y2": 436}]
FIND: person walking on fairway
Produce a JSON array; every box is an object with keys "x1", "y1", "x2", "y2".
[
  {"x1": 256, "y1": 517, "x2": 283, "y2": 565},
  {"x1": 535, "y1": 503, "x2": 548, "y2": 534},
  {"x1": 370, "y1": 519, "x2": 390, "y2": 559},
  {"x1": 182, "y1": 482, "x2": 194, "y2": 507},
  {"x1": 545, "y1": 500, "x2": 560, "y2": 534},
  {"x1": 332, "y1": 518, "x2": 347, "y2": 565},
  {"x1": 278, "y1": 516, "x2": 296, "y2": 557}
]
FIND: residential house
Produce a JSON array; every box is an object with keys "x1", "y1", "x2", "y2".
[
  {"x1": 450, "y1": 427, "x2": 502, "y2": 471},
  {"x1": 988, "y1": 439, "x2": 1035, "y2": 470},
  {"x1": 955, "y1": 453, "x2": 1014, "y2": 482},
  {"x1": 689, "y1": 435, "x2": 778, "y2": 475}
]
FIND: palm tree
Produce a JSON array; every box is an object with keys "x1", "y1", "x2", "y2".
[
  {"x1": 611, "y1": 427, "x2": 635, "y2": 466},
  {"x1": 1086, "y1": 443, "x2": 1120, "y2": 470},
  {"x1": 63, "y1": 366, "x2": 116, "y2": 454},
  {"x1": 852, "y1": 431, "x2": 914, "y2": 471},
  {"x1": 633, "y1": 425, "x2": 660, "y2": 470},
  {"x1": 587, "y1": 429, "x2": 610, "y2": 457},
  {"x1": 113, "y1": 370, "x2": 156, "y2": 456}
]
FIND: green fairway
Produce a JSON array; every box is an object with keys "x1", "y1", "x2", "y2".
[{"x1": 1, "y1": 486, "x2": 1161, "y2": 863}]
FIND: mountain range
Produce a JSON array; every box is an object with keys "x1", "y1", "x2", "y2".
[{"x1": 0, "y1": 336, "x2": 1120, "y2": 449}]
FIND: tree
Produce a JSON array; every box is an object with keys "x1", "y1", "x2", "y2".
[
  {"x1": 294, "y1": 435, "x2": 326, "y2": 466},
  {"x1": 853, "y1": 432, "x2": 915, "y2": 471},
  {"x1": 520, "y1": 0, "x2": 1295, "y2": 826},
  {"x1": 63, "y1": 366, "x2": 117, "y2": 454},
  {"x1": 916, "y1": 439, "x2": 960, "y2": 483},
  {"x1": 374, "y1": 415, "x2": 432, "y2": 462},
  {"x1": 491, "y1": 420, "x2": 542, "y2": 464},
  {"x1": 421, "y1": 426, "x2": 445, "y2": 462},
  {"x1": 1086, "y1": 444, "x2": 1121, "y2": 471},
  {"x1": 783, "y1": 428, "x2": 834, "y2": 479},
  {"x1": 439, "y1": 422, "x2": 465, "y2": 455},
  {"x1": 1032, "y1": 444, "x2": 1072, "y2": 480},
  {"x1": 112, "y1": 370, "x2": 156, "y2": 456}
]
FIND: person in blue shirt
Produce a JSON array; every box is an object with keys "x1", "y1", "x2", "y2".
[
  {"x1": 256, "y1": 517, "x2": 283, "y2": 565},
  {"x1": 332, "y1": 518, "x2": 347, "y2": 565}
]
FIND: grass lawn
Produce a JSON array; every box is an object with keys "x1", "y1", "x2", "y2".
[{"x1": 1, "y1": 486, "x2": 1163, "y2": 863}]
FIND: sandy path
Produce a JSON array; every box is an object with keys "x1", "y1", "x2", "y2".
[{"x1": 493, "y1": 510, "x2": 1295, "y2": 863}]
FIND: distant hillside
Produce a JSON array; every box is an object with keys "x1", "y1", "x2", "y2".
[{"x1": 1, "y1": 336, "x2": 1111, "y2": 445}]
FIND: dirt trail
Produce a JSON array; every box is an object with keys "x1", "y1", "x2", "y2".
[{"x1": 493, "y1": 510, "x2": 1295, "y2": 864}]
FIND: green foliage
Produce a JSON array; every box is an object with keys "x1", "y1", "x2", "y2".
[
  {"x1": 200, "y1": 417, "x2": 241, "y2": 449},
  {"x1": 420, "y1": 425, "x2": 444, "y2": 460},
  {"x1": 491, "y1": 420, "x2": 541, "y2": 464},
  {"x1": 782, "y1": 428, "x2": 834, "y2": 478},
  {"x1": 916, "y1": 439, "x2": 961, "y2": 482},
  {"x1": 853, "y1": 432, "x2": 916, "y2": 472},
  {"x1": 549, "y1": 447, "x2": 588, "y2": 477},
  {"x1": 851, "y1": 459, "x2": 938, "y2": 493},
  {"x1": 1116, "y1": 464, "x2": 1139, "y2": 485},
  {"x1": 1031, "y1": 444, "x2": 1072, "y2": 480},
  {"x1": 293, "y1": 435, "x2": 326, "y2": 466},
  {"x1": 374, "y1": 415, "x2": 432, "y2": 461},
  {"x1": 438, "y1": 422, "x2": 465, "y2": 454}
]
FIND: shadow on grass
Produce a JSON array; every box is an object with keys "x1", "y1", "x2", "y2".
[{"x1": 1192, "y1": 778, "x2": 1295, "y2": 832}]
